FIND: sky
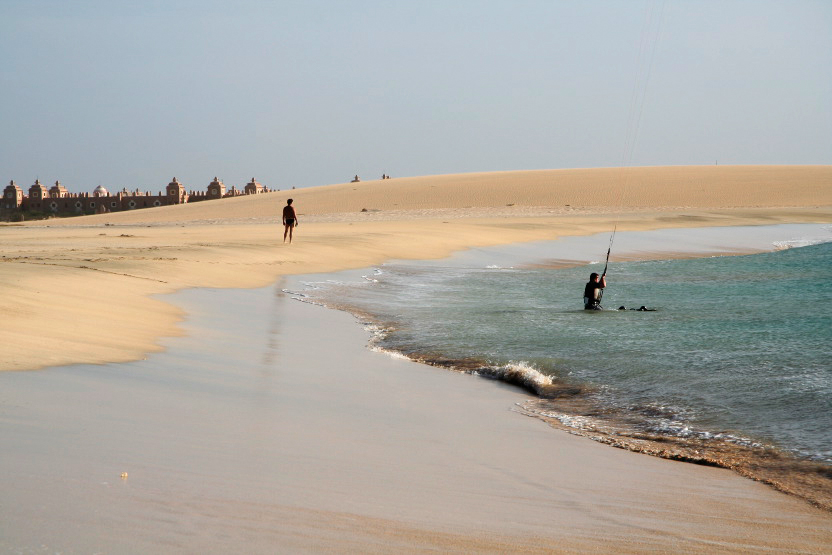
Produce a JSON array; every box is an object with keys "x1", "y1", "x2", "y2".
[{"x1": 2, "y1": 0, "x2": 830, "y2": 193}]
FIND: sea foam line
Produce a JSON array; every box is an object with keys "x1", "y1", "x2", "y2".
[{"x1": 772, "y1": 225, "x2": 832, "y2": 249}]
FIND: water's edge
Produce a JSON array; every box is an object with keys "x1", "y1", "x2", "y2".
[{"x1": 284, "y1": 224, "x2": 832, "y2": 511}]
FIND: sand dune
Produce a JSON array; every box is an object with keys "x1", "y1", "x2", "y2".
[{"x1": 21, "y1": 164, "x2": 832, "y2": 226}]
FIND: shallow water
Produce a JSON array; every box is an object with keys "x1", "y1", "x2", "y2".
[{"x1": 294, "y1": 224, "x2": 832, "y2": 507}]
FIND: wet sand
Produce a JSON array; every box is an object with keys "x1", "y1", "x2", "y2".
[{"x1": 1, "y1": 277, "x2": 831, "y2": 553}]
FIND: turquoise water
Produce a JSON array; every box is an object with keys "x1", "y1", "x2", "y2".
[{"x1": 301, "y1": 230, "x2": 832, "y2": 470}]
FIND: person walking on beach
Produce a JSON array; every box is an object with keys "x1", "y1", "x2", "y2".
[
  {"x1": 583, "y1": 272, "x2": 606, "y2": 310},
  {"x1": 282, "y1": 198, "x2": 298, "y2": 243}
]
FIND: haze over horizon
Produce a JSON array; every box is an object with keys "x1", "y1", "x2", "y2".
[{"x1": 2, "y1": 0, "x2": 830, "y2": 193}]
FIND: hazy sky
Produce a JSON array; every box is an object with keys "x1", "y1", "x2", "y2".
[{"x1": 2, "y1": 0, "x2": 830, "y2": 193}]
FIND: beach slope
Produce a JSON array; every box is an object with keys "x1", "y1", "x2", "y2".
[{"x1": 3, "y1": 165, "x2": 830, "y2": 372}]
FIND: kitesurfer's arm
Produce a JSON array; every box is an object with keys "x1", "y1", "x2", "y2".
[{"x1": 600, "y1": 274, "x2": 607, "y2": 288}]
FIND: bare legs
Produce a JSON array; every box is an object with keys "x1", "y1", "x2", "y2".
[{"x1": 283, "y1": 223, "x2": 294, "y2": 243}]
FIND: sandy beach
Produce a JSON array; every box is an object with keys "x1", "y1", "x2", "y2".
[
  {"x1": 2, "y1": 165, "x2": 832, "y2": 552},
  {"x1": 4, "y1": 166, "x2": 830, "y2": 373}
]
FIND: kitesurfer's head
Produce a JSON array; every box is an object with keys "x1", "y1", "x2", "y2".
[{"x1": 589, "y1": 272, "x2": 599, "y2": 282}]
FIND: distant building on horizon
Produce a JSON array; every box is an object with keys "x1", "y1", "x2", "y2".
[{"x1": 1, "y1": 177, "x2": 274, "y2": 220}]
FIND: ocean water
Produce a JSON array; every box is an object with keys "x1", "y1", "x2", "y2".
[{"x1": 293, "y1": 225, "x2": 832, "y2": 508}]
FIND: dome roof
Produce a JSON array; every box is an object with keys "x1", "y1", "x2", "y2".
[{"x1": 93, "y1": 185, "x2": 109, "y2": 196}]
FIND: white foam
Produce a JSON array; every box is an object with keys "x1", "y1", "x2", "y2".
[
  {"x1": 360, "y1": 268, "x2": 384, "y2": 282},
  {"x1": 772, "y1": 225, "x2": 832, "y2": 250},
  {"x1": 515, "y1": 402, "x2": 600, "y2": 431},
  {"x1": 368, "y1": 345, "x2": 412, "y2": 361},
  {"x1": 287, "y1": 296, "x2": 326, "y2": 307},
  {"x1": 281, "y1": 288, "x2": 309, "y2": 297},
  {"x1": 772, "y1": 236, "x2": 832, "y2": 249},
  {"x1": 470, "y1": 361, "x2": 554, "y2": 396}
]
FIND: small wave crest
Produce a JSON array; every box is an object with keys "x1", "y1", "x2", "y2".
[
  {"x1": 401, "y1": 355, "x2": 584, "y2": 398},
  {"x1": 363, "y1": 322, "x2": 391, "y2": 344},
  {"x1": 470, "y1": 361, "x2": 558, "y2": 397}
]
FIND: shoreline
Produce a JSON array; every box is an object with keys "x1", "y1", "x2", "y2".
[
  {"x1": 285, "y1": 223, "x2": 832, "y2": 511},
  {"x1": 3, "y1": 208, "x2": 831, "y2": 373},
  {"x1": 2, "y1": 269, "x2": 831, "y2": 552},
  {"x1": 3, "y1": 165, "x2": 831, "y2": 373}
]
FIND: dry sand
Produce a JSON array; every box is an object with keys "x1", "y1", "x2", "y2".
[{"x1": 1, "y1": 165, "x2": 831, "y2": 552}]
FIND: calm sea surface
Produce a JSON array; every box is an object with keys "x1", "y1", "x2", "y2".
[{"x1": 294, "y1": 225, "x2": 832, "y2": 505}]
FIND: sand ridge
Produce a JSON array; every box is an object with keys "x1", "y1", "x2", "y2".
[{"x1": 17, "y1": 164, "x2": 832, "y2": 226}]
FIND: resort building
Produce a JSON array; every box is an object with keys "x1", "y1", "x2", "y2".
[{"x1": 1, "y1": 177, "x2": 273, "y2": 220}]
